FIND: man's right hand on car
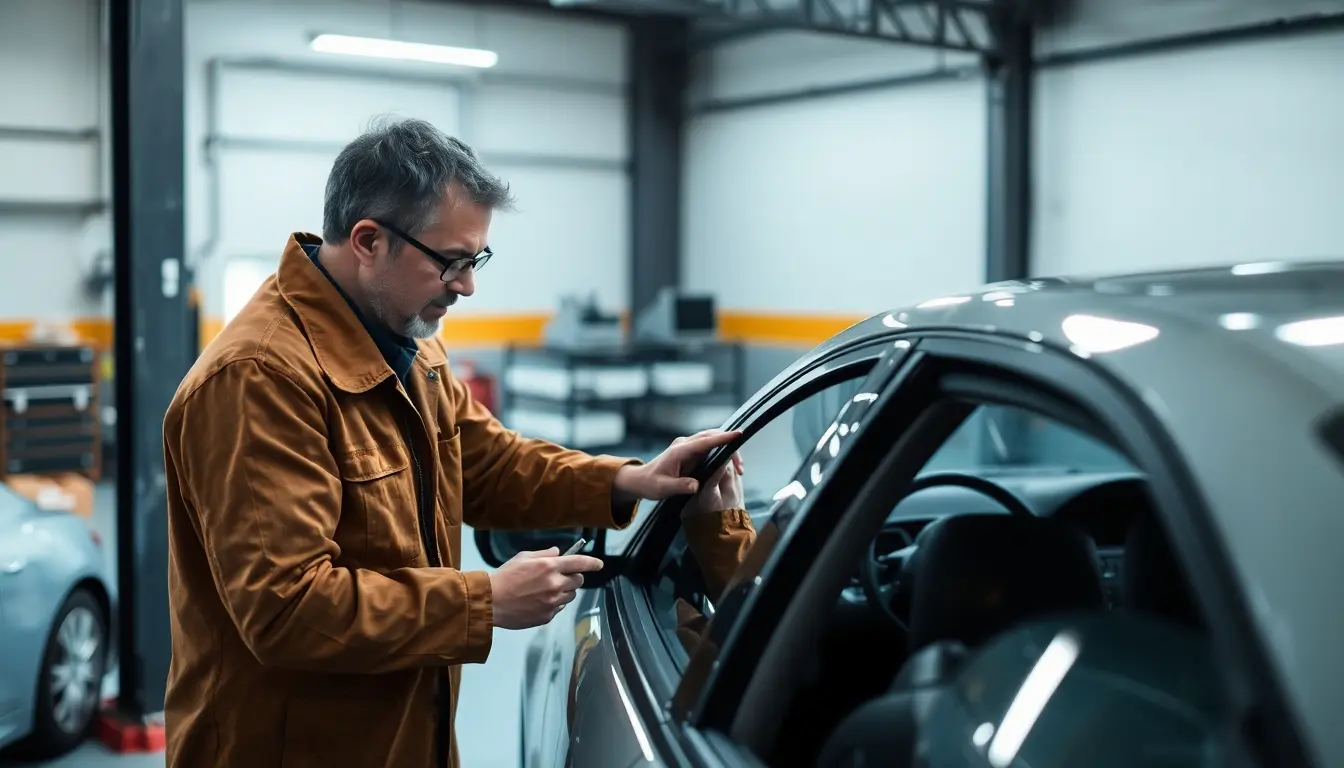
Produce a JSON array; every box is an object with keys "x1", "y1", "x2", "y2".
[{"x1": 490, "y1": 549, "x2": 606, "y2": 629}]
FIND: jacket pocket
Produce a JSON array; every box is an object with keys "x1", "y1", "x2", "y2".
[
  {"x1": 281, "y1": 697, "x2": 388, "y2": 768},
  {"x1": 437, "y1": 427, "x2": 463, "y2": 526},
  {"x1": 337, "y1": 443, "x2": 421, "y2": 564}
]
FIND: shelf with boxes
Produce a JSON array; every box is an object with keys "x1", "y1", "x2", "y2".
[
  {"x1": 499, "y1": 342, "x2": 748, "y2": 451},
  {"x1": 0, "y1": 344, "x2": 102, "y2": 519}
]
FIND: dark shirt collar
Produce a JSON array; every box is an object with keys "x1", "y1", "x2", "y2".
[{"x1": 302, "y1": 242, "x2": 419, "y2": 386}]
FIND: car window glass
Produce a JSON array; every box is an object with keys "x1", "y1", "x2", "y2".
[
  {"x1": 925, "y1": 405, "x2": 1133, "y2": 473},
  {"x1": 643, "y1": 375, "x2": 867, "y2": 671},
  {"x1": 749, "y1": 398, "x2": 1240, "y2": 768},
  {"x1": 916, "y1": 615, "x2": 1235, "y2": 768}
]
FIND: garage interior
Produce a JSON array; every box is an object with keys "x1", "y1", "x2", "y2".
[{"x1": 0, "y1": 0, "x2": 1341, "y2": 765}]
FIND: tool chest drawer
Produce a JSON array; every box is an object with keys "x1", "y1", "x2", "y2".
[{"x1": 0, "y1": 344, "x2": 101, "y2": 480}]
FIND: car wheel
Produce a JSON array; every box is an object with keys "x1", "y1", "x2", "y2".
[{"x1": 17, "y1": 588, "x2": 108, "y2": 758}]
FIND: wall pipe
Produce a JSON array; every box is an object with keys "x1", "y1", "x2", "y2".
[
  {"x1": 689, "y1": 64, "x2": 981, "y2": 115},
  {"x1": 685, "y1": 11, "x2": 1344, "y2": 115}
]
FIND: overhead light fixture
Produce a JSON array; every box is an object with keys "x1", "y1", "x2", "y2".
[{"x1": 310, "y1": 34, "x2": 498, "y2": 68}]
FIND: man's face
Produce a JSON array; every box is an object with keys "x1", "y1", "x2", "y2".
[{"x1": 357, "y1": 185, "x2": 491, "y2": 339}]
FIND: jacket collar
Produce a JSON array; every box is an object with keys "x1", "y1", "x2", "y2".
[{"x1": 276, "y1": 233, "x2": 447, "y2": 393}]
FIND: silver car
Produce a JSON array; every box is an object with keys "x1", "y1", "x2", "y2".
[
  {"x1": 0, "y1": 483, "x2": 113, "y2": 758},
  {"x1": 482, "y1": 260, "x2": 1343, "y2": 768}
]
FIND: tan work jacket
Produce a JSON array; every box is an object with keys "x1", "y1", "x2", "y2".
[{"x1": 162, "y1": 234, "x2": 637, "y2": 768}]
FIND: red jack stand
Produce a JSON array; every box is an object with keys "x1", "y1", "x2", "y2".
[{"x1": 95, "y1": 699, "x2": 165, "y2": 753}]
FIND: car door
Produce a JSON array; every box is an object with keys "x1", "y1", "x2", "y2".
[
  {"x1": 573, "y1": 337, "x2": 920, "y2": 768},
  {"x1": 477, "y1": 319, "x2": 912, "y2": 768}
]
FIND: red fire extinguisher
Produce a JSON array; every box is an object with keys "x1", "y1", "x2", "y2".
[{"x1": 454, "y1": 360, "x2": 498, "y2": 414}]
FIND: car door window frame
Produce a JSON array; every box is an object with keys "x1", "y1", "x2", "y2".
[
  {"x1": 621, "y1": 335, "x2": 911, "y2": 580},
  {"x1": 597, "y1": 335, "x2": 919, "y2": 767},
  {"x1": 685, "y1": 329, "x2": 1310, "y2": 768},
  {"x1": 671, "y1": 339, "x2": 943, "y2": 730}
]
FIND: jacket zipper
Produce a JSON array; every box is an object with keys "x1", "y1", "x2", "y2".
[{"x1": 400, "y1": 406, "x2": 448, "y2": 767}]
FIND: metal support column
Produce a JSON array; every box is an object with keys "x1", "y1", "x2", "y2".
[
  {"x1": 110, "y1": 0, "x2": 191, "y2": 719},
  {"x1": 628, "y1": 17, "x2": 689, "y2": 319},
  {"x1": 984, "y1": 4, "x2": 1032, "y2": 285},
  {"x1": 981, "y1": 3, "x2": 1033, "y2": 464}
]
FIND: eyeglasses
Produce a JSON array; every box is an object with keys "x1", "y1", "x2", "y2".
[{"x1": 374, "y1": 219, "x2": 493, "y2": 282}]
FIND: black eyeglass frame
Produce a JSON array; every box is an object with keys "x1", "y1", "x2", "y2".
[{"x1": 374, "y1": 219, "x2": 493, "y2": 281}]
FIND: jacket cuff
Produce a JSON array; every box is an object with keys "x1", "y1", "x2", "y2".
[
  {"x1": 681, "y1": 508, "x2": 755, "y2": 535},
  {"x1": 577, "y1": 455, "x2": 644, "y2": 530},
  {"x1": 459, "y1": 570, "x2": 495, "y2": 664}
]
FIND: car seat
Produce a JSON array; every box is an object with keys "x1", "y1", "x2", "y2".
[
  {"x1": 906, "y1": 513, "x2": 1107, "y2": 652},
  {"x1": 1122, "y1": 510, "x2": 1204, "y2": 629},
  {"x1": 815, "y1": 514, "x2": 1106, "y2": 767}
]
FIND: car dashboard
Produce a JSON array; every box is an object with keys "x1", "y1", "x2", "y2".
[{"x1": 844, "y1": 470, "x2": 1152, "y2": 610}]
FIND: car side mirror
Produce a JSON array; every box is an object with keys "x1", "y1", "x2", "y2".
[{"x1": 473, "y1": 527, "x2": 625, "y2": 589}]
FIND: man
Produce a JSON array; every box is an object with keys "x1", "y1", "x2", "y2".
[{"x1": 161, "y1": 117, "x2": 743, "y2": 768}]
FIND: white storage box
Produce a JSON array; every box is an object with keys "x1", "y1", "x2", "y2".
[
  {"x1": 505, "y1": 364, "x2": 648, "y2": 401},
  {"x1": 643, "y1": 402, "x2": 737, "y2": 434},
  {"x1": 648, "y1": 361, "x2": 715, "y2": 396},
  {"x1": 505, "y1": 408, "x2": 626, "y2": 448}
]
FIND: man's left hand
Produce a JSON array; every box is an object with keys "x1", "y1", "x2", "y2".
[{"x1": 614, "y1": 429, "x2": 743, "y2": 503}]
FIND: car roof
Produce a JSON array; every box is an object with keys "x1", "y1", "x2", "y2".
[
  {"x1": 821, "y1": 259, "x2": 1343, "y2": 393},
  {"x1": 823, "y1": 258, "x2": 1344, "y2": 765}
]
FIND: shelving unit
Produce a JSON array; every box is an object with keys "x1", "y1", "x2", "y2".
[{"x1": 500, "y1": 341, "x2": 747, "y2": 451}]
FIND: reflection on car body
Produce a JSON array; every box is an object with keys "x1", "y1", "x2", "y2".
[{"x1": 483, "y1": 261, "x2": 1344, "y2": 768}]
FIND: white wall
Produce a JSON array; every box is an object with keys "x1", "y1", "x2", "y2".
[
  {"x1": 187, "y1": 0, "x2": 631, "y2": 321},
  {"x1": 1033, "y1": 0, "x2": 1344, "y2": 276},
  {"x1": 684, "y1": 0, "x2": 1344, "y2": 310},
  {"x1": 0, "y1": 0, "x2": 109, "y2": 320},
  {"x1": 0, "y1": 0, "x2": 630, "y2": 329},
  {"x1": 683, "y1": 33, "x2": 987, "y2": 318}
]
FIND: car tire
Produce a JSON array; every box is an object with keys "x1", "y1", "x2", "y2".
[{"x1": 13, "y1": 588, "x2": 108, "y2": 759}]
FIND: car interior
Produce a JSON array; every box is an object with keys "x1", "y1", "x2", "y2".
[{"x1": 658, "y1": 377, "x2": 1224, "y2": 767}]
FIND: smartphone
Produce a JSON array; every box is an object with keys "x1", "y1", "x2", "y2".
[{"x1": 562, "y1": 538, "x2": 587, "y2": 556}]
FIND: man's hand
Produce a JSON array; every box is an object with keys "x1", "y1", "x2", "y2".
[
  {"x1": 614, "y1": 429, "x2": 743, "y2": 503},
  {"x1": 489, "y1": 548, "x2": 605, "y2": 630},
  {"x1": 685, "y1": 454, "x2": 745, "y2": 519}
]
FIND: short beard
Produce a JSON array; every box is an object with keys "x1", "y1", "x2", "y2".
[
  {"x1": 366, "y1": 274, "x2": 457, "y2": 340},
  {"x1": 401, "y1": 314, "x2": 440, "y2": 339}
]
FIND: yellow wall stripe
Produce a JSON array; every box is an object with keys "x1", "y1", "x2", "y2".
[{"x1": 0, "y1": 310, "x2": 868, "y2": 352}]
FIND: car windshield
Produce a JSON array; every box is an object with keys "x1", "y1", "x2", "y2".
[
  {"x1": 923, "y1": 405, "x2": 1133, "y2": 475},
  {"x1": 738, "y1": 379, "x2": 1132, "y2": 515},
  {"x1": 790, "y1": 377, "x2": 1131, "y2": 477}
]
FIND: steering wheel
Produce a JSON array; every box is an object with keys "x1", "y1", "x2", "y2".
[{"x1": 861, "y1": 472, "x2": 1036, "y2": 632}]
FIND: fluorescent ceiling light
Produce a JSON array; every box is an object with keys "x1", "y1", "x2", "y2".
[{"x1": 310, "y1": 34, "x2": 498, "y2": 68}]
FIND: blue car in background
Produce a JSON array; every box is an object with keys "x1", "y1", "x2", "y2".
[{"x1": 0, "y1": 482, "x2": 114, "y2": 759}]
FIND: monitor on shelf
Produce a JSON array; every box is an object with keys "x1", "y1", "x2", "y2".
[{"x1": 633, "y1": 288, "x2": 716, "y2": 346}]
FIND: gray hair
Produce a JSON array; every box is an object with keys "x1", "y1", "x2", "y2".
[{"x1": 322, "y1": 115, "x2": 515, "y2": 245}]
